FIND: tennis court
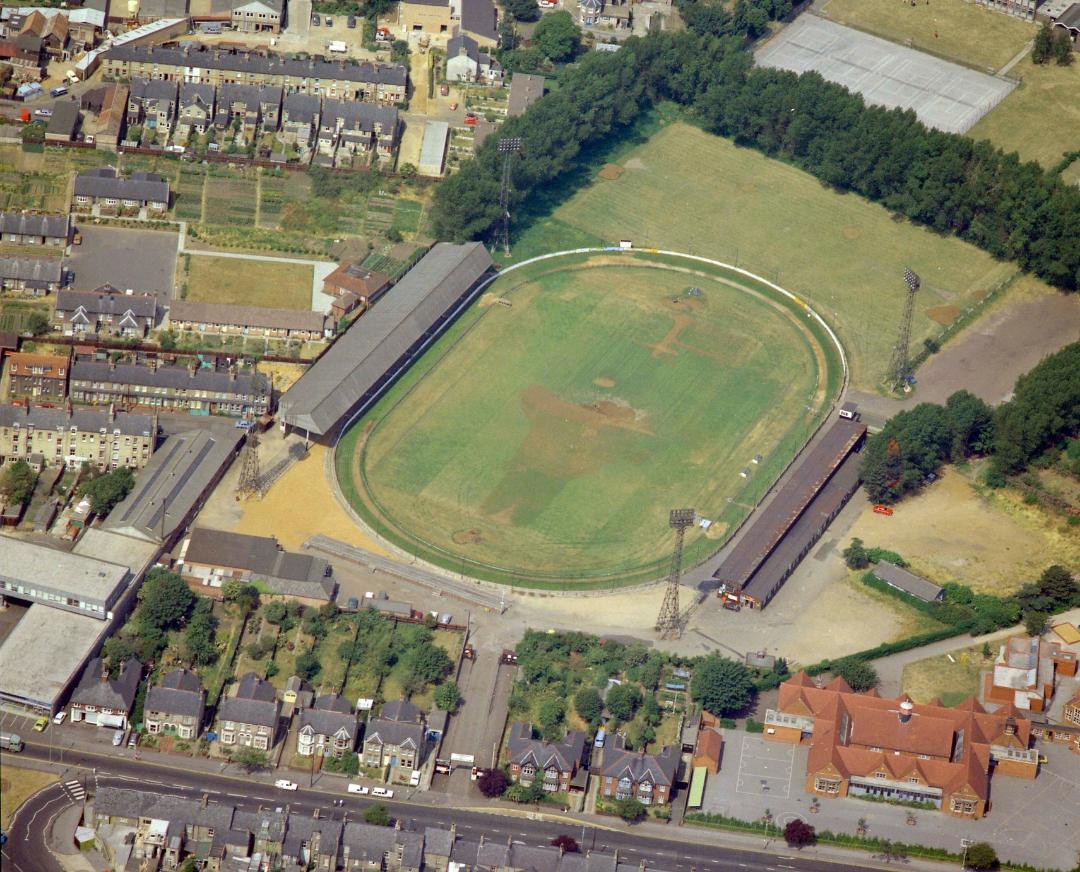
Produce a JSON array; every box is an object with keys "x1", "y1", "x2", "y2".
[{"x1": 756, "y1": 15, "x2": 1015, "y2": 134}]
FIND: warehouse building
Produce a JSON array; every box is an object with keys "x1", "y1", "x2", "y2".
[
  {"x1": 710, "y1": 413, "x2": 867, "y2": 610},
  {"x1": 279, "y1": 242, "x2": 494, "y2": 439}
]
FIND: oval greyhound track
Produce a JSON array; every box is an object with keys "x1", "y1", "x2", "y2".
[{"x1": 336, "y1": 250, "x2": 846, "y2": 589}]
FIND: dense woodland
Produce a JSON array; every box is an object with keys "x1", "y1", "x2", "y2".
[{"x1": 431, "y1": 3, "x2": 1080, "y2": 291}]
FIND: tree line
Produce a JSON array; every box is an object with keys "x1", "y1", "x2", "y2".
[
  {"x1": 862, "y1": 341, "x2": 1080, "y2": 503},
  {"x1": 431, "y1": 19, "x2": 1080, "y2": 292}
]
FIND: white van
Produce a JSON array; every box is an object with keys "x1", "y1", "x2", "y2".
[
  {"x1": 347, "y1": 783, "x2": 369, "y2": 795},
  {"x1": 371, "y1": 787, "x2": 393, "y2": 798},
  {"x1": 409, "y1": 770, "x2": 421, "y2": 787},
  {"x1": 274, "y1": 779, "x2": 298, "y2": 791}
]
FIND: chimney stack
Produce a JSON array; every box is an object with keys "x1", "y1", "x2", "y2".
[
  {"x1": 898, "y1": 700, "x2": 914, "y2": 724},
  {"x1": 108, "y1": 402, "x2": 115, "y2": 423}
]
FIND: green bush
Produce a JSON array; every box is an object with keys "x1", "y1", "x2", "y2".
[{"x1": 745, "y1": 718, "x2": 764, "y2": 733}]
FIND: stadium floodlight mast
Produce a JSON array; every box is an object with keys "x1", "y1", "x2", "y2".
[
  {"x1": 497, "y1": 137, "x2": 523, "y2": 256},
  {"x1": 886, "y1": 267, "x2": 921, "y2": 392},
  {"x1": 655, "y1": 508, "x2": 696, "y2": 638}
]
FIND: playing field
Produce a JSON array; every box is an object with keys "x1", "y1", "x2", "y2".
[
  {"x1": 969, "y1": 57, "x2": 1080, "y2": 170},
  {"x1": 519, "y1": 122, "x2": 1023, "y2": 391},
  {"x1": 181, "y1": 255, "x2": 313, "y2": 310},
  {"x1": 340, "y1": 252, "x2": 842, "y2": 587}
]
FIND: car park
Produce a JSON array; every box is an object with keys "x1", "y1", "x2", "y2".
[
  {"x1": 112, "y1": 729, "x2": 124, "y2": 746},
  {"x1": 275, "y1": 779, "x2": 299, "y2": 791},
  {"x1": 33, "y1": 716, "x2": 48, "y2": 732},
  {"x1": 347, "y1": 783, "x2": 369, "y2": 795}
]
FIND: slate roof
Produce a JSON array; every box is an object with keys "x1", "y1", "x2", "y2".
[
  {"x1": 136, "y1": 0, "x2": 190, "y2": 17},
  {"x1": 105, "y1": 42, "x2": 407, "y2": 88},
  {"x1": 299, "y1": 693, "x2": 357, "y2": 740},
  {"x1": 146, "y1": 668, "x2": 205, "y2": 718},
  {"x1": 71, "y1": 656, "x2": 142, "y2": 711},
  {"x1": 128, "y1": 76, "x2": 178, "y2": 105},
  {"x1": 0, "y1": 257, "x2": 63, "y2": 284},
  {"x1": 461, "y1": 0, "x2": 497, "y2": 41},
  {"x1": 57, "y1": 287, "x2": 157, "y2": 319},
  {"x1": 218, "y1": 671, "x2": 280, "y2": 728},
  {"x1": 70, "y1": 359, "x2": 269, "y2": 400},
  {"x1": 74, "y1": 167, "x2": 169, "y2": 204},
  {"x1": 507, "y1": 721, "x2": 585, "y2": 772},
  {"x1": 508, "y1": 73, "x2": 544, "y2": 117},
  {"x1": 381, "y1": 698, "x2": 422, "y2": 723},
  {"x1": 0, "y1": 211, "x2": 69, "y2": 239},
  {"x1": 183, "y1": 528, "x2": 331, "y2": 586},
  {"x1": 216, "y1": 82, "x2": 282, "y2": 113},
  {"x1": 0, "y1": 403, "x2": 155, "y2": 437},
  {"x1": 872, "y1": 561, "x2": 944, "y2": 602},
  {"x1": 279, "y1": 242, "x2": 493, "y2": 435},
  {"x1": 341, "y1": 822, "x2": 423, "y2": 867},
  {"x1": 597, "y1": 740, "x2": 678, "y2": 786},
  {"x1": 282, "y1": 91, "x2": 321, "y2": 124},
  {"x1": 179, "y1": 81, "x2": 215, "y2": 111},
  {"x1": 364, "y1": 716, "x2": 424, "y2": 750},
  {"x1": 46, "y1": 100, "x2": 80, "y2": 137},
  {"x1": 320, "y1": 99, "x2": 398, "y2": 133},
  {"x1": 169, "y1": 300, "x2": 328, "y2": 334}
]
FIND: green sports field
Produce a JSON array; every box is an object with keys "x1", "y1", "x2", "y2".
[{"x1": 338, "y1": 252, "x2": 843, "y2": 587}]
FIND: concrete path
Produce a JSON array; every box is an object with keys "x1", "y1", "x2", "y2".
[
  {"x1": 997, "y1": 40, "x2": 1034, "y2": 77},
  {"x1": 870, "y1": 606, "x2": 1080, "y2": 697}
]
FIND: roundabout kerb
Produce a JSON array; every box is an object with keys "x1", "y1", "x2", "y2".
[{"x1": 333, "y1": 246, "x2": 850, "y2": 590}]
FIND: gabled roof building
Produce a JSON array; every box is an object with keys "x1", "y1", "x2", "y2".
[
  {"x1": 596, "y1": 736, "x2": 678, "y2": 805},
  {"x1": 216, "y1": 671, "x2": 281, "y2": 751},
  {"x1": 766, "y1": 672, "x2": 1039, "y2": 817},
  {"x1": 297, "y1": 693, "x2": 359, "y2": 758},
  {"x1": 70, "y1": 656, "x2": 142, "y2": 728},
  {"x1": 0, "y1": 211, "x2": 69, "y2": 245},
  {"x1": 145, "y1": 668, "x2": 205, "y2": 740},
  {"x1": 507, "y1": 721, "x2": 586, "y2": 792}
]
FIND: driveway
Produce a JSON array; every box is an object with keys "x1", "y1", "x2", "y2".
[{"x1": 66, "y1": 225, "x2": 179, "y2": 302}]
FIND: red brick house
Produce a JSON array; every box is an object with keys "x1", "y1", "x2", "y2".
[
  {"x1": 506, "y1": 722, "x2": 586, "y2": 792},
  {"x1": 596, "y1": 736, "x2": 678, "y2": 806},
  {"x1": 765, "y1": 672, "x2": 1039, "y2": 818}
]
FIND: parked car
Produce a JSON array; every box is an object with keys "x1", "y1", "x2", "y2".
[
  {"x1": 347, "y1": 14, "x2": 356, "y2": 27},
  {"x1": 128, "y1": 732, "x2": 138, "y2": 748},
  {"x1": 347, "y1": 783, "x2": 370, "y2": 795},
  {"x1": 311, "y1": 13, "x2": 320, "y2": 24},
  {"x1": 112, "y1": 729, "x2": 124, "y2": 746},
  {"x1": 346, "y1": 597, "x2": 359, "y2": 610},
  {"x1": 325, "y1": 16, "x2": 333, "y2": 25},
  {"x1": 275, "y1": 779, "x2": 299, "y2": 791},
  {"x1": 34, "y1": 108, "x2": 52, "y2": 118},
  {"x1": 49, "y1": 86, "x2": 68, "y2": 97},
  {"x1": 52, "y1": 711, "x2": 67, "y2": 725},
  {"x1": 409, "y1": 770, "x2": 421, "y2": 787},
  {"x1": 372, "y1": 787, "x2": 393, "y2": 798},
  {"x1": 33, "y1": 716, "x2": 48, "y2": 732}
]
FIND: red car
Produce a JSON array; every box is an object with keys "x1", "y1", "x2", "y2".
[{"x1": 872, "y1": 504, "x2": 894, "y2": 516}]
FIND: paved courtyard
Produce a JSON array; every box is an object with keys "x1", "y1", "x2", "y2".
[
  {"x1": 702, "y1": 732, "x2": 1080, "y2": 870},
  {"x1": 67, "y1": 225, "x2": 178, "y2": 302},
  {"x1": 755, "y1": 15, "x2": 1015, "y2": 134}
]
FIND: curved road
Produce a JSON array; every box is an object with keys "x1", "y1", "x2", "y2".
[{"x1": 2, "y1": 744, "x2": 877, "y2": 872}]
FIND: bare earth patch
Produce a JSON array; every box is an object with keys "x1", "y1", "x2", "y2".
[
  {"x1": 841, "y1": 226, "x2": 862, "y2": 240},
  {"x1": 598, "y1": 164, "x2": 624, "y2": 181},
  {"x1": 593, "y1": 377, "x2": 616, "y2": 388},
  {"x1": 926, "y1": 304, "x2": 962, "y2": 326},
  {"x1": 845, "y1": 468, "x2": 1074, "y2": 596}
]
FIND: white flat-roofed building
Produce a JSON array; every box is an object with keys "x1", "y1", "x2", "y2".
[
  {"x1": 0, "y1": 536, "x2": 131, "y2": 619},
  {"x1": 0, "y1": 603, "x2": 110, "y2": 711}
]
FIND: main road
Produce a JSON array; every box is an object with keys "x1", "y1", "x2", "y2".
[{"x1": 3, "y1": 743, "x2": 874, "y2": 872}]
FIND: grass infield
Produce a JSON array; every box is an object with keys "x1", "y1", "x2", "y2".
[{"x1": 337, "y1": 251, "x2": 843, "y2": 588}]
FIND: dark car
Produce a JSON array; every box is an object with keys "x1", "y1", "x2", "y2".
[
  {"x1": 346, "y1": 597, "x2": 359, "y2": 610},
  {"x1": 347, "y1": 14, "x2": 356, "y2": 27},
  {"x1": 311, "y1": 12, "x2": 320, "y2": 24}
]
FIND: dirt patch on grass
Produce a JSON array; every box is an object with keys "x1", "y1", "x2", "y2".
[
  {"x1": 926, "y1": 304, "x2": 962, "y2": 326},
  {"x1": 598, "y1": 164, "x2": 624, "y2": 181},
  {"x1": 452, "y1": 528, "x2": 484, "y2": 544},
  {"x1": 593, "y1": 376, "x2": 615, "y2": 388},
  {"x1": 842, "y1": 226, "x2": 862, "y2": 240},
  {"x1": 526, "y1": 384, "x2": 652, "y2": 438},
  {"x1": 623, "y1": 158, "x2": 646, "y2": 171},
  {"x1": 646, "y1": 313, "x2": 692, "y2": 358}
]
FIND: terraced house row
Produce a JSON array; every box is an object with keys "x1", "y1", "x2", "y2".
[{"x1": 103, "y1": 42, "x2": 408, "y2": 105}]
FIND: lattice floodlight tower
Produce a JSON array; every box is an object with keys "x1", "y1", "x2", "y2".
[
  {"x1": 236, "y1": 430, "x2": 262, "y2": 500},
  {"x1": 656, "y1": 508, "x2": 696, "y2": 638},
  {"x1": 497, "y1": 137, "x2": 523, "y2": 256},
  {"x1": 887, "y1": 267, "x2": 921, "y2": 391}
]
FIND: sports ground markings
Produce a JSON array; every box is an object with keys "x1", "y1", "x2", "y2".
[{"x1": 735, "y1": 735, "x2": 795, "y2": 799}]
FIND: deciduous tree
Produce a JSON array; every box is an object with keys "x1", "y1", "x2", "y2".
[{"x1": 690, "y1": 656, "x2": 754, "y2": 716}]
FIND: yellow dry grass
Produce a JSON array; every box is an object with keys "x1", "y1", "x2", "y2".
[
  {"x1": 234, "y1": 443, "x2": 388, "y2": 555},
  {"x1": 845, "y1": 467, "x2": 1079, "y2": 596},
  {"x1": 902, "y1": 643, "x2": 993, "y2": 707},
  {"x1": 0, "y1": 766, "x2": 58, "y2": 828},
  {"x1": 258, "y1": 360, "x2": 307, "y2": 393}
]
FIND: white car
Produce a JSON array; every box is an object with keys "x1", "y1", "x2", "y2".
[
  {"x1": 347, "y1": 783, "x2": 370, "y2": 795},
  {"x1": 112, "y1": 730, "x2": 124, "y2": 746},
  {"x1": 409, "y1": 770, "x2": 421, "y2": 787},
  {"x1": 371, "y1": 787, "x2": 393, "y2": 798},
  {"x1": 274, "y1": 780, "x2": 299, "y2": 791},
  {"x1": 52, "y1": 711, "x2": 67, "y2": 725}
]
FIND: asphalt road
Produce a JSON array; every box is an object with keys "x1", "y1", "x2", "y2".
[{"x1": 3, "y1": 744, "x2": 872, "y2": 872}]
